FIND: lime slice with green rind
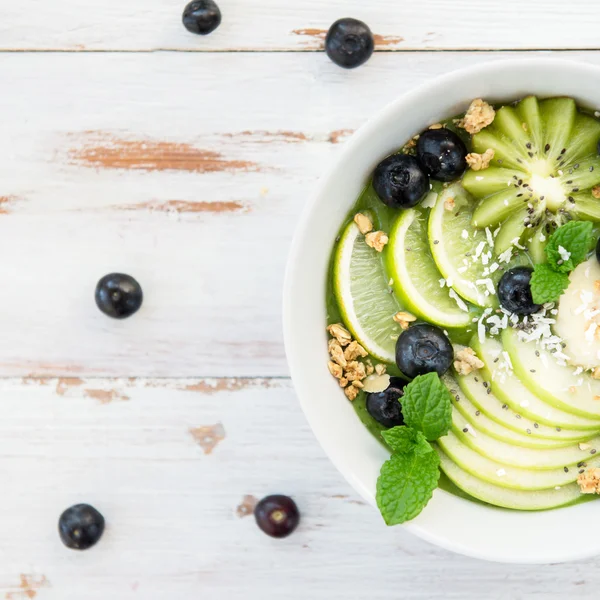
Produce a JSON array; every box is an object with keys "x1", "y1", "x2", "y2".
[
  {"x1": 387, "y1": 208, "x2": 472, "y2": 328},
  {"x1": 333, "y1": 218, "x2": 402, "y2": 363}
]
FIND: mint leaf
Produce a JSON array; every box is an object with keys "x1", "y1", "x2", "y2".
[
  {"x1": 382, "y1": 426, "x2": 432, "y2": 456},
  {"x1": 376, "y1": 451, "x2": 440, "y2": 525},
  {"x1": 530, "y1": 263, "x2": 570, "y2": 303},
  {"x1": 401, "y1": 373, "x2": 452, "y2": 441},
  {"x1": 545, "y1": 220, "x2": 593, "y2": 272}
]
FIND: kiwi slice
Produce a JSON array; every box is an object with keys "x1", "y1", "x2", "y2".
[{"x1": 462, "y1": 97, "x2": 600, "y2": 251}]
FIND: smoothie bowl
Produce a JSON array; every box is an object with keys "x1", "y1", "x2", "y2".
[{"x1": 283, "y1": 59, "x2": 600, "y2": 563}]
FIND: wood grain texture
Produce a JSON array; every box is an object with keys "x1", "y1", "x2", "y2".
[
  {"x1": 0, "y1": 0, "x2": 599, "y2": 51},
  {"x1": 2, "y1": 50, "x2": 600, "y2": 376},
  {"x1": 0, "y1": 377, "x2": 598, "y2": 600}
]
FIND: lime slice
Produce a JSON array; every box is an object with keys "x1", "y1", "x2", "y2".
[
  {"x1": 333, "y1": 219, "x2": 402, "y2": 363},
  {"x1": 429, "y1": 184, "x2": 496, "y2": 308},
  {"x1": 387, "y1": 209, "x2": 472, "y2": 328}
]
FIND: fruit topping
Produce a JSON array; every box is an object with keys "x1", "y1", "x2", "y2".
[
  {"x1": 416, "y1": 128, "x2": 468, "y2": 182},
  {"x1": 465, "y1": 148, "x2": 495, "y2": 171},
  {"x1": 254, "y1": 495, "x2": 300, "y2": 538},
  {"x1": 373, "y1": 155, "x2": 429, "y2": 209},
  {"x1": 497, "y1": 266, "x2": 540, "y2": 315},
  {"x1": 182, "y1": 0, "x2": 222, "y2": 35},
  {"x1": 58, "y1": 504, "x2": 105, "y2": 550},
  {"x1": 95, "y1": 273, "x2": 143, "y2": 319},
  {"x1": 395, "y1": 323, "x2": 453, "y2": 378},
  {"x1": 325, "y1": 18, "x2": 374, "y2": 69},
  {"x1": 366, "y1": 377, "x2": 406, "y2": 427}
]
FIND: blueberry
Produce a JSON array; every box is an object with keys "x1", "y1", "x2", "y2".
[
  {"x1": 254, "y1": 495, "x2": 300, "y2": 538},
  {"x1": 596, "y1": 237, "x2": 600, "y2": 264},
  {"x1": 373, "y1": 154, "x2": 430, "y2": 209},
  {"x1": 498, "y1": 266, "x2": 541, "y2": 315},
  {"x1": 325, "y1": 18, "x2": 374, "y2": 69},
  {"x1": 416, "y1": 129, "x2": 468, "y2": 182},
  {"x1": 182, "y1": 0, "x2": 221, "y2": 35},
  {"x1": 396, "y1": 323, "x2": 453, "y2": 379},
  {"x1": 58, "y1": 504, "x2": 105, "y2": 550},
  {"x1": 366, "y1": 377, "x2": 406, "y2": 428},
  {"x1": 95, "y1": 273, "x2": 143, "y2": 319}
]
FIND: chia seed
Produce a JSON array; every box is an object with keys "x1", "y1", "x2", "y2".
[
  {"x1": 475, "y1": 410, "x2": 480, "y2": 416},
  {"x1": 462, "y1": 428, "x2": 468, "y2": 433},
  {"x1": 591, "y1": 449, "x2": 597, "y2": 454},
  {"x1": 483, "y1": 381, "x2": 488, "y2": 388},
  {"x1": 502, "y1": 404, "x2": 508, "y2": 410},
  {"x1": 578, "y1": 462, "x2": 584, "y2": 468},
  {"x1": 534, "y1": 423, "x2": 539, "y2": 428},
  {"x1": 530, "y1": 369, "x2": 536, "y2": 372},
  {"x1": 487, "y1": 388, "x2": 492, "y2": 394},
  {"x1": 580, "y1": 469, "x2": 585, "y2": 474},
  {"x1": 573, "y1": 187, "x2": 579, "y2": 192},
  {"x1": 434, "y1": 240, "x2": 439, "y2": 244},
  {"x1": 535, "y1": 351, "x2": 540, "y2": 357},
  {"x1": 526, "y1": 429, "x2": 531, "y2": 434},
  {"x1": 561, "y1": 148, "x2": 566, "y2": 154},
  {"x1": 516, "y1": 414, "x2": 522, "y2": 419},
  {"x1": 545, "y1": 144, "x2": 550, "y2": 152},
  {"x1": 556, "y1": 427, "x2": 561, "y2": 432},
  {"x1": 564, "y1": 467, "x2": 569, "y2": 472},
  {"x1": 474, "y1": 377, "x2": 479, "y2": 382},
  {"x1": 526, "y1": 143, "x2": 532, "y2": 149}
]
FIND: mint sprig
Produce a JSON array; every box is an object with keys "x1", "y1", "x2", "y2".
[
  {"x1": 401, "y1": 372, "x2": 453, "y2": 441},
  {"x1": 545, "y1": 220, "x2": 593, "y2": 273},
  {"x1": 530, "y1": 263, "x2": 570, "y2": 304},
  {"x1": 530, "y1": 220, "x2": 593, "y2": 304},
  {"x1": 382, "y1": 426, "x2": 432, "y2": 456},
  {"x1": 376, "y1": 451, "x2": 440, "y2": 526},
  {"x1": 375, "y1": 373, "x2": 452, "y2": 526}
]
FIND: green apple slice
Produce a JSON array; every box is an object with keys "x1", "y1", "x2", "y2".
[
  {"x1": 503, "y1": 328, "x2": 600, "y2": 419},
  {"x1": 438, "y1": 430, "x2": 600, "y2": 490},
  {"x1": 437, "y1": 449, "x2": 584, "y2": 510},
  {"x1": 474, "y1": 335, "x2": 600, "y2": 430},
  {"x1": 443, "y1": 375, "x2": 581, "y2": 448},
  {"x1": 451, "y1": 407, "x2": 599, "y2": 469},
  {"x1": 387, "y1": 208, "x2": 472, "y2": 328},
  {"x1": 452, "y1": 371, "x2": 593, "y2": 442},
  {"x1": 333, "y1": 217, "x2": 402, "y2": 363}
]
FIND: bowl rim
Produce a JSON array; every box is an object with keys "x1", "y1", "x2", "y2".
[{"x1": 283, "y1": 57, "x2": 600, "y2": 564}]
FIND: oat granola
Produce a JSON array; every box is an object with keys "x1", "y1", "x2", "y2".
[
  {"x1": 458, "y1": 98, "x2": 496, "y2": 134},
  {"x1": 465, "y1": 148, "x2": 495, "y2": 171},
  {"x1": 353, "y1": 212, "x2": 373, "y2": 235},
  {"x1": 578, "y1": 468, "x2": 600, "y2": 494},
  {"x1": 593, "y1": 185, "x2": 600, "y2": 199},
  {"x1": 453, "y1": 347, "x2": 485, "y2": 376},
  {"x1": 365, "y1": 231, "x2": 389, "y2": 253},
  {"x1": 393, "y1": 311, "x2": 417, "y2": 330}
]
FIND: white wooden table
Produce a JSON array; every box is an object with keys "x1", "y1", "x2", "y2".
[{"x1": 2, "y1": 1, "x2": 600, "y2": 598}]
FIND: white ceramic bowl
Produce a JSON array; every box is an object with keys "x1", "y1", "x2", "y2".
[{"x1": 283, "y1": 58, "x2": 600, "y2": 564}]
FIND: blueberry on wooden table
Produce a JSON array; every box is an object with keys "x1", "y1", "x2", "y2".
[
  {"x1": 95, "y1": 273, "x2": 143, "y2": 319},
  {"x1": 254, "y1": 495, "x2": 300, "y2": 538},
  {"x1": 58, "y1": 504, "x2": 105, "y2": 550},
  {"x1": 325, "y1": 18, "x2": 374, "y2": 69},
  {"x1": 182, "y1": 0, "x2": 221, "y2": 35}
]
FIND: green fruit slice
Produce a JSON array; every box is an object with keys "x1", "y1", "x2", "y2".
[
  {"x1": 437, "y1": 449, "x2": 584, "y2": 510},
  {"x1": 452, "y1": 371, "x2": 593, "y2": 442},
  {"x1": 387, "y1": 209, "x2": 472, "y2": 328},
  {"x1": 451, "y1": 406, "x2": 599, "y2": 469},
  {"x1": 464, "y1": 96, "x2": 600, "y2": 243},
  {"x1": 333, "y1": 218, "x2": 402, "y2": 363},
  {"x1": 471, "y1": 337, "x2": 600, "y2": 432},
  {"x1": 443, "y1": 375, "x2": 585, "y2": 447},
  {"x1": 429, "y1": 184, "x2": 496, "y2": 308},
  {"x1": 503, "y1": 328, "x2": 600, "y2": 419},
  {"x1": 438, "y1": 430, "x2": 600, "y2": 490}
]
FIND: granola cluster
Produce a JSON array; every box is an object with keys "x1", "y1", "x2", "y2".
[
  {"x1": 578, "y1": 468, "x2": 600, "y2": 494},
  {"x1": 393, "y1": 311, "x2": 417, "y2": 330},
  {"x1": 453, "y1": 347, "x2": 485, "y2": 376},
  {"x1": 354, "y1": 213, "x2": 388, "y2": 253},
  {"x1": 458, "y1": 98, "x2": 496, "y2": 135},
  {"x1": 466, "y1": 148, "x2": 495, "y2": 171},
  {"x1": 593, "y1": 185, "x2": 600, "y2": 200},
  {"x1": 326, "y1": 323, "x2": 385, "y2": 401}
]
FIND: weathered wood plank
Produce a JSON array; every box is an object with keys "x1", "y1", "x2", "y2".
[
  {"x1": 0, "y1": 376, "x2": 598, "y2": 599},
  {"x1": 0, "y1": 0, "x2": 598, "y2": 51},
  {"x1": 1, "y1": 51, "x2": 600, "y2": 376}
]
